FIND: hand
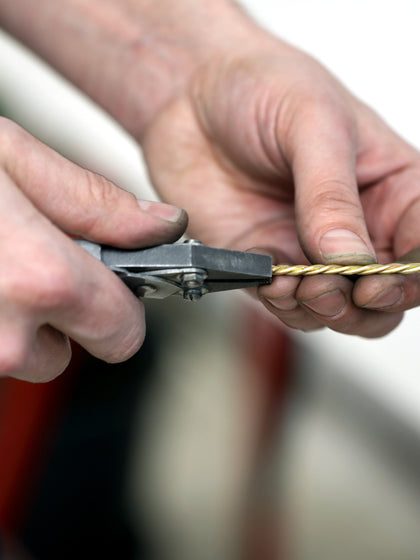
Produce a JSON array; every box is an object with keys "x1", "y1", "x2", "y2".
[
  {"x1": 2, "y1": 0, "x2": 418, "y2": 338},
  {"x1": 141, "y1": 41, "x2": 420, "y2": 338},
  {"x1": 0, "y1": 118, "x2": 187, "y2": 381}
]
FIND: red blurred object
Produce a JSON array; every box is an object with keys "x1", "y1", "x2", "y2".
[
  {"x1": 242, "y1": 307, "x2": 294, "y2": 560},
  {"x1": 246, "y1": 308, "x2": 293, "y2": 451},
  {"x1": 0, "y1": 344, "x2": 84, "y2": 536}
]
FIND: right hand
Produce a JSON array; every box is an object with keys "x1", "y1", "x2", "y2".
[{"x1": 0, "y1": 117, "x2": 187, "y2": 382}]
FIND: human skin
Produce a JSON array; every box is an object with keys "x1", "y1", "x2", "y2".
[
  {"x1": 1, "y1": 0, "x2": 420, "y2": 379},
  {"x1": 0, "y1": 119, "x2": 187, "y2": 381}
]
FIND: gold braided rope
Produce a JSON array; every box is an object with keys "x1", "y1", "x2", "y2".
[{"x1": 272, "y1": 263, "x2": 420, "y2": 276}]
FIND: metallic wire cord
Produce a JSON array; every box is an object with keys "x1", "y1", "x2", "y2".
[{"x1": 272, "y1": 263, "x2": 420, "y2": 276}]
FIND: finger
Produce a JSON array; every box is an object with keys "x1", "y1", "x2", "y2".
[
  {"x1": 0, "y1": 170, "x2": 146, "y2": 365},
  {"x1": 19, "y1": 234, "x2": 146, "y2": 364},
  {"x1": 258, "y1": 243, "x2": 403, "y2": 336},
  {"x1": 296, "y1": 274, "x2": 403, "y2": 337},
  {"x1": 260, "y1": 290, "x2": 324, "y2": 332},
  {"x1": 254, "y1": 247, "x2": 325, "y2": 331},
  {"x1": 353, "y1": 246, "x2": 420, "y2": 313},
  {"x1": 0, "y1": 319, "x2": 71, "y2": 383},
  {"x1": 0, "y1": 117, "x2": 188, "y2": 247},
  {"x1": 285, "y1": 98, "x2": 376, "y2": 265},
  {"x1": 48, "y1": 237, "x2": 147, "y2": 362}
]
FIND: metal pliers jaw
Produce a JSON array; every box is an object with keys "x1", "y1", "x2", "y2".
[{"x1": 76, "y1": 239, "x2": 272, "y2": 301}]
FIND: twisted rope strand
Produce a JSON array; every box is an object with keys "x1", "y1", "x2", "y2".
[{"x1": 272, "y1": 263, "x2": 420, "y2": 276}]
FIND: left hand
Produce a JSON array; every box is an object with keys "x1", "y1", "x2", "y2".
[{"x1": 141, "y1": 42, "x2": 420, "y2": 338}]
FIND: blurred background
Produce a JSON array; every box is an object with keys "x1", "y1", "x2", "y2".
[{"x1": 1, "y1": 1, "x2": 420, "y2": 558}]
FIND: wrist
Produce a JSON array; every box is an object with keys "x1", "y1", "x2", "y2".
[
  {"x1": 0, "y1": 0, "x2": 278, "y2": 139},
  {"x1": 103, "y1": 0, "x2": 279, "y2": 139}
]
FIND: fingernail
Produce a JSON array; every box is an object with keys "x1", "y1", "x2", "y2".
[
  {"x1": 320, "y1": 229, "x2": 376, "y2": 264},
  {"x1": 301, "y1": 289, "x2": 346, "y2": 317},
  {"x1": 362, "y1": 285, "x2": 403, "y2": 309},
  {"x1": 138, "y1": 200, "x2": 186, "y2": 224}
]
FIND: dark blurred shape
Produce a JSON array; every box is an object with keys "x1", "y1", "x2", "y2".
[{"x1": 15, "y1": 335, "x2": 158, "y2": 560}]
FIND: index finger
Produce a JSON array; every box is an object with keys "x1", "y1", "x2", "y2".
[{"x1": 0, "y1": 174, "x2": 145, "y2": 364}]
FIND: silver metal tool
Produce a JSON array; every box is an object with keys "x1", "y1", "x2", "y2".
[{"x1": 76, "y1": 239, "x2": 272, "y2": 301}]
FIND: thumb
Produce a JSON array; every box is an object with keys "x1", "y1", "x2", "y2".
[
  {"x1": 1, "y1": 118, "x2": 187, "y2": 247},
  {"x1": 287, "y1": 105, "x2": 376, "y2": 265}
]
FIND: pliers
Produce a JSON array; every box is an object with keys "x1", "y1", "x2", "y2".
[{"x1": 77, "y1": 239, "x2": 272, "y2": 301}]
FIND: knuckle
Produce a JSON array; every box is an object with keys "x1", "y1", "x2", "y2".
[
  {"x1": 34, "y1": 263, "x2": 78, "y2": 310},
  {"x1": 0, "y1": 342, "x2": 29, "y2": 377},
  {"x1": 103, "y1": 304, "x2": 146, "y2": 363},
  {"x1": 285, "y1": 86, "x2": 356, "y2": 156},
  {"x1": 82, "y1": 171, "x2": 133, "y2": 235},
  {"x1": 79, "y1": 294, "x2": 146, "y2": 364},
  {"x1": 308, "y1": 183, "x2": 363, "y2": 221},
  {"x1": 296, "y1": 86, "x2": 354, "y2": 129},
  {"x1": 84, "y1": 170, "x2": 121, "y2": 206},
  {"x1": 105, "y1": 325, "x2": 145, "y2": 364},
  {"x1": 1, "y1": 259, "x2": 78, "y2": 312},
  {"x1": 311, "y1": 180, "x2": 357, "y2": 204}
]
